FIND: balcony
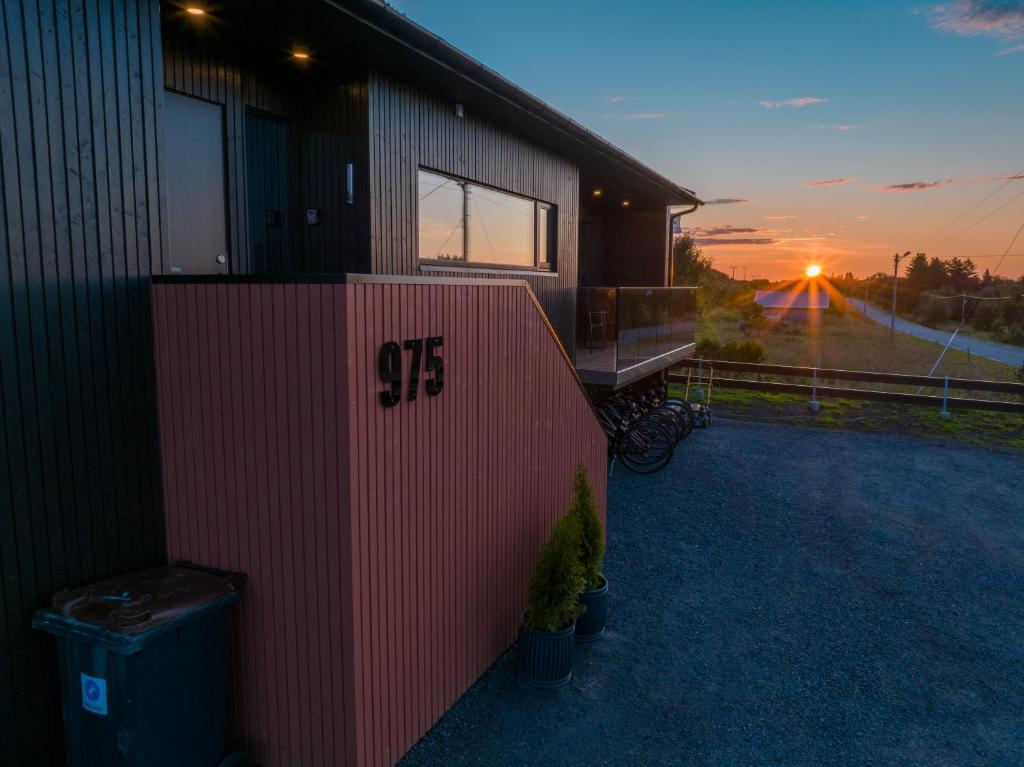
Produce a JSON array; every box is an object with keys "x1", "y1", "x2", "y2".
[{"x1": 575, "y1": 286, "x2": 697, "y2": 388}]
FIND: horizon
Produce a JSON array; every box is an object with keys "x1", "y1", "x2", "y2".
[{"x1": 391, "y1": 0, "x2": 1024, "y2": 281}]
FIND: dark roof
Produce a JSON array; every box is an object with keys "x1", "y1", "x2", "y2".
[
  {"x1": 324, "y1": 0, "x2": 702, "y2": 207},
  {"x1": 755, "y1": 289, "x2": 830, "y2": 310}
]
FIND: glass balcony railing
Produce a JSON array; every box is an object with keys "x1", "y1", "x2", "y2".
[{"x1": 575, "y1": 287, "x2": 697, "y2": 386}]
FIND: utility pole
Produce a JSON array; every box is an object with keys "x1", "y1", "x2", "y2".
[
  {"x1": 861, "y1": 274, "x2": 880, "y2": 315},
  {"x1": 730, "y1": 266, "x2": 737, "y2": 280},
  {"x1": 742, "y1": 266, "x2": 748, "y2": 281},
  {"x1": 890, "y1": 251, "x2": 910, "y2": 339}
]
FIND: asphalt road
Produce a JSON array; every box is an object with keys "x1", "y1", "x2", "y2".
[
  {"x1": 851, "y1": 298, "x2": 1024, "y2": 368},
  {"x1": 401, "y1": 420, "x2": 1024, "y2": 767}
]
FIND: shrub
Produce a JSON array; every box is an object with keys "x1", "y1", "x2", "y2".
[
  {"x1": 971, "y1": 301, "x2": 1001, "y2": 332},
  {"x1": 739, "y1": 301, "x2": 765, "y2": 328},
  {"x1": 1018, "y1": 362, "x2": 1024, "y2": 385},
  {"x1": 570, "y1": 464, "x2": 604, "y2": 590},
  {"x1": 916, "y1": 293, "x2": 951, "y2": 325},
  {"x1": 722, "y1": 339, "x2": 766, "y2": 363},
  {"x1": 694, "y1": 338, "x2": 722, "y2": 359},
  {"x1": 997, "y1": 322, "x2": 1024, "y2": 346},
  {"x1": 524, "y1": 512, "x2": 584, "y2": 632}
]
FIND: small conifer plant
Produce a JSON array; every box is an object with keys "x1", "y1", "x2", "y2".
[
  {"x1": 523, "y1": 512, "x2": 585, "y2": 632},
  {"x1": 571, "y1": 464, "x2": 605, "y2": 590}
]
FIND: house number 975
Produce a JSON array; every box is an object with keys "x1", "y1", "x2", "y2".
[{"x1": 379, "y1": 336, "x2": 444, "y2": 407}]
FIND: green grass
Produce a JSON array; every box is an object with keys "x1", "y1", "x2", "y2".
[
  {"x1": 678, "y1": 303, "x2": 1024, "y2": 449},
  {"x1": 671, "y1": 385, "x2": 1024, "y2": 451},
  {"x1": 699, "y1": 303, "x2": 1019, "y2": 383}
]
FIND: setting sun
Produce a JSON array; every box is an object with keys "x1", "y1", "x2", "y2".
[{"x1": 805, "y1": 264, "x2": 822, "y2": 278}]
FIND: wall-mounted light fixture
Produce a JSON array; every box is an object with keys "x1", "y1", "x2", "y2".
[
  {"x1": 185, "y1": 6, "x2": 205, "y2": 16},
  {"x1": 592, "y1": 189, "x2": 603, "y2": 197},
  {"x1": 621, "y1": 200, "x2": 631, "y2": 208},
  {"x1": 292, "y1": 50, "x2": 311, "y2": 61},
  {"x1": 454, "y1": 103, "x2": 464, "y2": 118}
]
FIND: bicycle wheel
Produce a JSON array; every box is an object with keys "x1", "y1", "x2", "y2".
[
  {"x1": 659, "y1": 397, "x2": 695, "y2": 438},
  {"x1": 616, "y1": 420, "x2": 674, "y2": 473}
]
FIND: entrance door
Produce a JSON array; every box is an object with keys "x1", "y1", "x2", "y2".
[
  {"x1": 245, "y1": 112, "x2": 290, "y2": 273},
  {"x1": 163, "y1": 91, "x2": 228, "y2": 274}
]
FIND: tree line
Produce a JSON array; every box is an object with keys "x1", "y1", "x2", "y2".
[{"x1": 854, "y1": 253, "x2": 1024, "y2": 344}]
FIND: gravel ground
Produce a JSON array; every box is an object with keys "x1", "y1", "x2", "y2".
[{"x1": 400, "y1": 420, "x2": 1024, "y2": 766}]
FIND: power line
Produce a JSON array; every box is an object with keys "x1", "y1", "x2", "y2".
[
  {"x1": 922, "y1": 292, "x2": 1010, "y2": 300},
  {"x1": 991, "y1": 218, "x2": 1024, "y2": 275},
  {"x1": 929, "y1": 187, "x2": 1024, "y2": 250},
  {"x1": 916, "y1": 167, "x2": 1024, "y2": 249}
]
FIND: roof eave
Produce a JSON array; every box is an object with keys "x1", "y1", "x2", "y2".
[{"x1": 322, "y1": 0, "x2": 702, "y2": 207}]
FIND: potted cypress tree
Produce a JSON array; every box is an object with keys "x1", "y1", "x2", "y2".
[
  {"x1": 518, "y1": 511, "x2": 585, "y2": 688},
  {"x1": 572, "y1": 464, "x2": 608, "y2": 642}
]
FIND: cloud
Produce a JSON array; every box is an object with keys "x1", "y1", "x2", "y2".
[
  {"x1": 623, "y1": 112, "x2": 667, "y2": 120},
  {"x1": 764, "y1": 215, "x2": 796, "y2": 220},
  {"x1": 997, "y1": 42, "x2": 1024, "y2": 53},
  {"x1": 811, "y1": 123, "x2": 858, "y2": 131},
  {"x1": 690, "y1": 224, "x2": 780, "y2": 245},
  {"x1": 856, "y1": 215, "x2": 870, "y2": 219},
  {"x1": 759, "y1": 96, "x2": 828, "y2": 109},
  {"x1": 703, "y1": 198, "x2": 749, "y2": 206},
  {"x1": 874, "y1": 171, "x2": 1024, "y2": 191},
  {"x1": 928, "y1": 1, "x2": 1024, "y2": 40},
  {"x1": 875, "y1": 179, "x2": 956, "y2": 191},
  {"x1": 803, "y1": 178, "x2": 854, "y2": 187},
  {"x1": 691, "y1": 226, "x2": 761, "y2": 237},
  {"x1": 604, "y1": 96, "x2": 628, "y2": 103},
  {"x1": 694, "y1": 237, "x2": 777, "y2": 246}
]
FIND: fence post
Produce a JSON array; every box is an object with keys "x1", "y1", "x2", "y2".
[
  {"x1": 939, "y1": 376, "x2": 951, "y2": 419},
  {"x1": 808, "y1": 366, "x2": 820, "y2": 412}
]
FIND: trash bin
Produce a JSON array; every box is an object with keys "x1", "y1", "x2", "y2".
[{"x1": 32, "y1": 564, "x2": 245, "y2": 767}]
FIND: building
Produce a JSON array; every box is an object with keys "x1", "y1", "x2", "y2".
[
  {"x1": 0, "y1": 1, "x2": 701, "y2": 764},
  {"x1": 755, "y1": 289, "x2": 830, "y2": 326}
]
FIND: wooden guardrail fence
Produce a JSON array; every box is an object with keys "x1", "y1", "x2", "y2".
[{"x1": 668, "y1": 359, "x2": 1024, "y2": 415}]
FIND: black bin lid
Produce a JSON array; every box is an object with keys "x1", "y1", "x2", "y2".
[{"x1": 47, "y1": 565, "x2": 242, "y2": 636}]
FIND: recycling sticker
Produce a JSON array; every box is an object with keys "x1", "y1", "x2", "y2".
[{"x1": 81, "y1": 673, "x2": 108, "y2": 716}]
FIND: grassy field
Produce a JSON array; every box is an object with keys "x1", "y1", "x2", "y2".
[
  {"x1": 685, "y1": 299, "x2": 1024, "y2": 449},
  {"x1": 669, "y1": 387, "x2": 1024, "y2": 451},
  {"x1": 698, "y1": 300, "x2": 1020, "y2": 383}
]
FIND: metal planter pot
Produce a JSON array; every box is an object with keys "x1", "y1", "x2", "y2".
[
  {"x1": 575, "y1": 575, "x2": 608, "y2": 642},
  {"x1": 518, "y1": 621, "x2": 576, "y2": 688}
]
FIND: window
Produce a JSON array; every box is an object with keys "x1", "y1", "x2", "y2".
[
  {"x1": 418, "y1": 170, "x2": 466, "y2": 262},
  {"x1": 417, "y1": 168, "x2": 556, "y2": 271}
]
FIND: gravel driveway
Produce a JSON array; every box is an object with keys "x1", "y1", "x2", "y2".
[{"x1": 401, "y1": 421, "x2": 1024, "y2": 766}]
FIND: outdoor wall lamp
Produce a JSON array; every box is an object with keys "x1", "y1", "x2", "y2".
[
  {"x1": 292, "y1": 50, "x2": 311, "y2": 61},
  {"x1": 185, "y1": 6, "x2": 205, "y2": 15}
]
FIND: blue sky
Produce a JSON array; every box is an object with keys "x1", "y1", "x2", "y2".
[{"x1": 391, "y1": 0, "x2": 1024, "y2": 279}]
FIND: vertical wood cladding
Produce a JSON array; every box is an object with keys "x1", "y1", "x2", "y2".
[
  {"x1": 367, "y1": 73, "x2": 580, "y2": 350},
  {"x1": 161, "y1": 34, "x2": 370, "y2": 274},
  {"x1": 0, "y1": 1, "x2": 166, "y2": 764},
  {"x1": 152, "y1": 278, "x2": 607, "y2": 766}
]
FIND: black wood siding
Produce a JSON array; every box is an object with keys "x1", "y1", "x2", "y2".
[
  {"x1": 0, "y1": 1, "x2": 166, "y2": 764},
  {"x1": 162, "y1": 33, "x2": 370, "y2": 274},
  {"x1": 367, "y1": 73, "x2": 580, "y2": 349}
]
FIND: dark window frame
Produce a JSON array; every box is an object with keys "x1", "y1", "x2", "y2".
[{"x1": 417, "y1": 167, "x2": 557, "y2": 273}]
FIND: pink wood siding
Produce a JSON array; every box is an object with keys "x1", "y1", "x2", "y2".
[{"x1": 152, "y1": 278, "x2": 607, "y2": 766}]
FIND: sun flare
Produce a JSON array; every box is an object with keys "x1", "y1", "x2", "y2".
[{"x1": 805, "y1": 264, "x2": 822, "y2": 278}]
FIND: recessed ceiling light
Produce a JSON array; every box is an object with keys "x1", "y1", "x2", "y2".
[
  {"x1": 185, "y1": 6, "x2": 205, "y2": 15},
  {"x1": 292, "y1": 50, "x2": 310, "y2": 60}
]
